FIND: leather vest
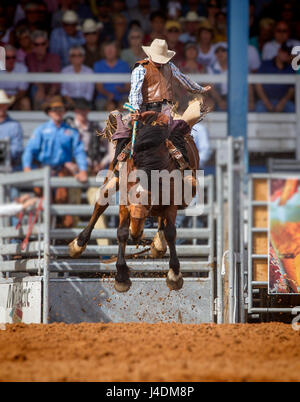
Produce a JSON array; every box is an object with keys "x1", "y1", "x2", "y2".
[{"x1": 135, "y1": 60, "x2": 173, "y2": 104}]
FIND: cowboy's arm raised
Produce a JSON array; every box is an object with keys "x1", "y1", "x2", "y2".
[{"x1": 169, "y1": 62, "x2": 211, "y2": 94}]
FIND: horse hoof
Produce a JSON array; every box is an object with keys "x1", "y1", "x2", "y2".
[
  {"x1": 68, "y1": 238, "x2": 86, "y2": 258},
  {"x1": 166, "y1": 270, "x2": 184, "y2": 291},
  {"x1": 114, "y1": 279, "x2": 132, "y2": 293}
]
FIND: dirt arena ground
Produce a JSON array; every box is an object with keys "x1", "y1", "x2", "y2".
[{"x1": 0, "y1": 322, "x2": 299, "y2": 382}]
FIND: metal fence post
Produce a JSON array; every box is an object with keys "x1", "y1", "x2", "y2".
[
  {"x1": 296, "y1": 75, "x2": 300, "y2": 159},
  {"x1": 216, "y1": 141, "x2": 224, "y2": 323},
  {"x1": 239, "y1": 139, "x2": 246, "y2": 323},
  {"x1": 227, "y1": 137, "x2": 235, "y2": 322},
  {"x1": 43, "y1": 166, "x2": 50, "y2": 324},
  {"x1": 0, "y1": 183, "x2": 4, "y2": 279}
]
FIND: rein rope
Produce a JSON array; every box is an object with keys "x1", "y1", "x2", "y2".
[{"x1": 16, "y1": 198, "x2": 44, "y2": 251}]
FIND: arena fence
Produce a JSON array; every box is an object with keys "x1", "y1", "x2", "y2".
[
  {"x1": 0, "y1": 167, "x2": 215, "y2": 324},
  {"x1": 215, "y1": 136, "x2": 245, "y2": 324},
  {"x1": 1, "y1": 138, "x2": 299, "y2": 324},
  {"x1": 0, "y1": 140, "x2": 11, "y2": 173},
  {"x1": 0, "y1": 168, "x2": 50, "y2": 323}
]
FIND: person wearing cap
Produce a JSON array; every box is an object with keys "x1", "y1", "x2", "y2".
[
  {"x1": 0, "y1": 90, "x2": 23, "y2": 171},
  {"x1": 49, "y1": 10, "x2": 85, "y2": 67},
  {"x1": 179, "y1": 11, "x2": 204, "y2": 44},
  {"x1": 165, "y1": 20, "x2": 184, "y2": 66},
  {"x1": 22, "y1": 95, "x2": 88, "y2": 227},
  {"x1": 255, "y1": 44, "x2": 296, "y2": 113},
  {"x1": 22, "y1": 95, "x2": 88, "y2": 181},
  {"x1": 51, "y1": 0, "x2": 94, "y2": 30},
  {"x1": 82, "y1": 19, "x2": 103, "y2": 69},
  {"x1": 128, "y1": 38, "x2": 210, "y2": 114}
]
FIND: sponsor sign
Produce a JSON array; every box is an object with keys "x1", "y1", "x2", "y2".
[
  {"x1": 269, "y1": 178, "x2": 300, "y2": 294},
  {"x1": 0, "y1": 277, "x2": 42, "y2": 323}
]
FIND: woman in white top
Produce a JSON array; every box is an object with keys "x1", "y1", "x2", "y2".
[
  {"x1": 61, "y1": 45, "x2": 95, "y2": 103},
  {"x1": 196, "y1": 20, "x2": 216, "y2": 68}
]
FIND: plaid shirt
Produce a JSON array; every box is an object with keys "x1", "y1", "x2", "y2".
[{"x1": 128, "y1": 60, "x2": 205, "y2": 110}]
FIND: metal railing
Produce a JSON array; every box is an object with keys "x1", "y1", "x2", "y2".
[
  {"x1": 216, "y1": 137, "x2": 245, "y2": 324},
  {"x1": 0, "y1": 168, "x2": 50, "y2": 322},
  {"x1": 0, "y1": 169, "x2": 216, "y2": 323}
]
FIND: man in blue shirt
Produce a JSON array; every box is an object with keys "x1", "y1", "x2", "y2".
[
  {"x1": 0, "y1": 90, "x2": 23, "y2": 171},
  {"x1": 23, "y1": 96, "x2": 88, "y2": 181},
  {"x1": 94, "y1": 40, "x2": 131, "y2": 110},
  {"x1": 255, "y1": 43, "x2": 296, "y2": 113},
  {"x1": 23, "y1": 96, "x2": 88, "y2": 227}
]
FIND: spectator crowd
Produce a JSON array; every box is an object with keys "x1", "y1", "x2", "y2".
[
  {"x1": 0, "y1": 0, "x2": 298, "y2": 113},
  {"x1": 0, "y1": 0, "x2": 299, "y2": 228}
]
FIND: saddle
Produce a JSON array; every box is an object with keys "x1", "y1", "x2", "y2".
[{"x1": 116, "y1": 110, "x2": 199, "y2": 172}]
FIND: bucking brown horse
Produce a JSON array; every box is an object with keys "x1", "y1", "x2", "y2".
[{"x1": 69, "y1": 106, "x2": 200, "y2": 293}]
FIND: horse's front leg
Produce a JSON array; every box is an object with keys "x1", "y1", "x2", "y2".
[
  {"x1": 69, "y1": 175, "x2": 118, "y2": 258},
  {"x1": 114, "y1": 205, "x2": 131, "y2": 293},
  {"x1": 164, "y1": 208, "x2": 183, "y2": 291}
]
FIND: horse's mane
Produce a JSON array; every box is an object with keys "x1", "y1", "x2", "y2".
[{"x1": 133, "y1": 120, "x2": 171, "y2": 179}]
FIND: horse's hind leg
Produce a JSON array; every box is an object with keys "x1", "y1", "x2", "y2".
[
  {"x1": 114, "y1": 205, "x2": 131, "y2": 293},
  {"x1": 69, "y1": 175, "x2": 118, "y2": 258},
  {"x1": 164, "y1": 209, "x2": 183, "y2": 291}
]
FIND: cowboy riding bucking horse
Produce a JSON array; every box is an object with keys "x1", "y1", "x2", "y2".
[{"x1": 69, "y1": 39, "x2": 211, "y2": 292}]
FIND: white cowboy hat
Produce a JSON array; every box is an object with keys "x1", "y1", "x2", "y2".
[
  {"x1": 142, "y1": 39, "x2": 175, "y2": 64},
  {"x1": 0, "y1": 90, "x2": 14, "y2": 105},
  {"x1": 180, "y1": 11, "x2": 205, "y2": 23},
  {"x1": 62, "y1": 10, "x2": 79, "y2": 24},
  {"x1": 81, "y1": 19, "x2": 103, "y2": 34}
]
